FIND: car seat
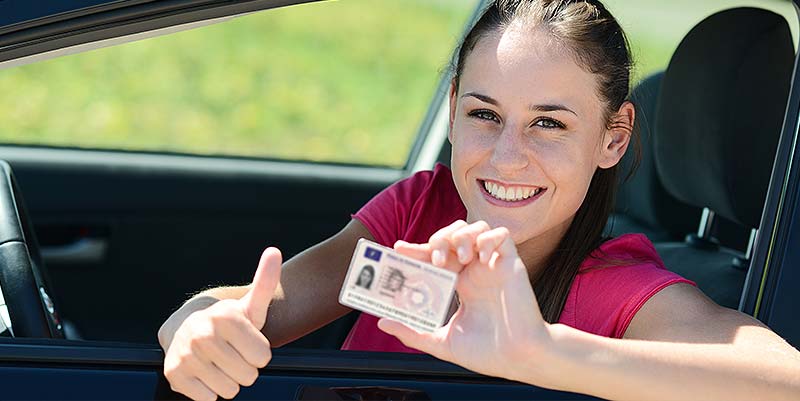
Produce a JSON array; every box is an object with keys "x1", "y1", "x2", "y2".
[
  {"x1": 652, "y1": 7, "x2": 794, "y2": 309},
  {"x1": 608, "y1": 72, "x2": 702, "y2": 242}
]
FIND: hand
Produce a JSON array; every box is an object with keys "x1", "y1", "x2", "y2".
[
  {"x1": 161, "y1": 248, "x2": 282, "y2": 401},
  {"x1": 378, "y1": 221, "x2": 553, "y2": 382}
]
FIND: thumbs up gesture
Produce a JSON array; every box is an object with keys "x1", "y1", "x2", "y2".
[{"x1": 162, "y1": 248, "x2": 283, "y2": 401}]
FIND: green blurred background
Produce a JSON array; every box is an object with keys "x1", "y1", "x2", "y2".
[{"x1": 0, "y1": 0, "x2": 795, "y2": 167}]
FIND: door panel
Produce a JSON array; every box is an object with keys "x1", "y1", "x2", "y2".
[
  {"x1": 0, "y1": 340, "x2": 601, "y2": 400},
  {"x1": 1, "y1": 146, "x2": 401, "y2": 346}
]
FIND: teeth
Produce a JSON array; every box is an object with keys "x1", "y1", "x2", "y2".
[{"x1": 483, "y1": 180, "x2": 543, "y2": 202}]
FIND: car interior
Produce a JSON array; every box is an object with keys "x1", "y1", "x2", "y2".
[{"x1": 0, "y1": 1, "x2": 797, "y2": 353}]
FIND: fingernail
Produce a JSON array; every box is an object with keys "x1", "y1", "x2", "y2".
[
  {"x1": 457, "y1": 246, "x2": 468, "y2": 263},
  {"x1": 432, "y1": 249, "x2": 444, "y2": 266}
]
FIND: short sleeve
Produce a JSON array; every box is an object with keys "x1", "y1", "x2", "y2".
[
  {"x1": 343, "y1": 165, "x2": 465, "y2": 353},
  {"x1": 352, "y1": 169, "x2": 436, "y2": 247},
  {"x1": 560, "y1": 234, "x2": 696, "y2": 338}
]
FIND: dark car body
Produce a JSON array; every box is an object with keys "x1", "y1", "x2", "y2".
[{"x1": 0, "y1": 0, "x2": 798, "y2": 400}]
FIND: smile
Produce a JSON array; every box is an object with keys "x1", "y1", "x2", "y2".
[{"x1": 479, "y1": 179, "x2": 546, "y2": 204}]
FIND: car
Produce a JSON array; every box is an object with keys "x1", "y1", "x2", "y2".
[{"x1": 0, "y1": 0, "x2": 798, "y2": 399}]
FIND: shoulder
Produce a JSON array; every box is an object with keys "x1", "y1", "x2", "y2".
[
  {"x1": 353, "y1": 164, "x2": 465, "y2": 246},
  {"x1": 562, "y1": 234, "x2": 695, "y2": 338},
  {"x1": 376, "y1": 163, "x2": 461, "y2": 214},
  {"x1": 393, "y1": 163, "x2": 457, "y2": 200}
]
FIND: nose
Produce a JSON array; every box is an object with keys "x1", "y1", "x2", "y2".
[{"x1": 489, "y1": 124, "x2": 529, "y2": 173}]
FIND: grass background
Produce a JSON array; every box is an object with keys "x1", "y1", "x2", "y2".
[{"x1": 0, "y1": 0, "x2": 795, "y2": 167}]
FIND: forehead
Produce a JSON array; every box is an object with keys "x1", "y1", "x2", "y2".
[{"x1": 460, "y1": 26, "x2": 601, "y2": 112}]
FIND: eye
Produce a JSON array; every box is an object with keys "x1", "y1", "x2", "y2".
[
  {"x1": 468, "y1": 109, "x2": 500, "y2": 123},
  {"x1": 533, "y1": 118, "x2": 564, "y2": 129}
]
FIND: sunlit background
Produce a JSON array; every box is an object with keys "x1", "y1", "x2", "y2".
[{"x1": 0, "y1": 0, "x2": 795, "y2": 167}]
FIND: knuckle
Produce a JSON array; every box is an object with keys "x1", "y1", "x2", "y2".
[
  {"x1": 243, "y1": 368, "x2": 259, "y2": 386},
  {"x1": 428, "y1": 230, "x2": 445, "y2": 243},
  {"x1": 220, "y1": 384, "x2": 240, "y2": 400},
  {"x1": 169, "y1": 381, "x2": 182, "y2": 394},
  {"x1": 207, "y1": 311, "x2": 232, "y2": 327},
  {"x1": 164, "y1": 364, "x2": 179, "y2": 380},
  {"x1": 199, "y1": 392, "x2": 217, "y2": 401},
  {"x1": 449, "y1": 230, "x2": 466, "y2": 242},
  {"x1": 256, "y1": 347, "x2": 272, "y2": 368},
  {"x1": 187, "y1": 335, "x2": 206, "y2": 353}
]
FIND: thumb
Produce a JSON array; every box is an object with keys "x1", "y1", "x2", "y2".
[
  {"x1": 240, "y1": 247, "x2": 282, "y2": 330},
  {"x1": 377, "y1": 318, "x2": 445, "y2": 358}
]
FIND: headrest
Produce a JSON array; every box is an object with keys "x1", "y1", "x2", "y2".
[
  {"x1": 654, "y1": 7, "x2": 793, "y2": 228},
  {"x1": 615, "y1": 72, "x2": 700, "y2": 237}
]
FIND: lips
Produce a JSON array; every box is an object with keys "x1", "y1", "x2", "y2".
[{"x1": 478, "y1": 179, "x2": 547, "y2": 206}]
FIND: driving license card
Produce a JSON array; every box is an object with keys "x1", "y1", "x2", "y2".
[{"x1": 339, "y1": 238, "x2": 457, "y2": 333}]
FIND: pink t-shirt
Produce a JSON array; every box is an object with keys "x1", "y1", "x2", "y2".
[{"x1": 342, "y1": 164, "x2": 694, "y2": 353}]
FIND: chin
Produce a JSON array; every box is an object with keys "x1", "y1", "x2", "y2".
[{"x1": 477, "y1": 216, "x2": 542, "y2": 244}]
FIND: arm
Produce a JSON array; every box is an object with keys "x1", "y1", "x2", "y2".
[
  {"x1": 529, "y1": 283, "x2": 800, "y2": 401},
  {"x1": 380, "y1": 221, "x2": 800, "y2": 401},
  {"x1": 264, "y1": 219, "x2": 373, "y2": 346},
  {"x1": 160, "y1": 219, "x2": 373, "y2": 401},
  {"x1": 158, "y1": 219, "x2": 372, "y2": 349}
]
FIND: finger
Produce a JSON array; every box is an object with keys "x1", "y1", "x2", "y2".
[
  {"x1": 395, "y1": 240, "x2": 465, "y2": 274},
  {"x1": 429, "y1": 220, "x2": 468, "y2": 267},
  {"x1": 172, "y1": 376, "x2": 218, "y2": 401},
  {"x1": 450, "y1": 221, "x2": 491, "y2": 265},
  {"x1": 377, "y1": 318, "x2": 448, "y2": 360},
  {"x1": 476, "y1": 227, "x2": 514, "y2": 265},
  {"x1": 198, "y1": 338, "x2": 260, "y2": 387},
  {"x1": 191, "y1": 357, "x2": 241, "y2": 400},
  {"x1": 393, "y1": 241, "x2": 432, "y2": 263},
  {"x1": 220, "y1": 318, "x2": 272, "y2": 368},
  {"x1": 241, "y1": 247, "x2": 282, "y2": 329}
]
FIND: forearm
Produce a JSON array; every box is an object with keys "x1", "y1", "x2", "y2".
[
  {"x1": 264, "y1": 219, "x2": 374, "y2": 347},
  {"x1": 264, "y1": 236, "x2": 358, "y2": 347},
  {"x1": 159, "y1": 219, "x2": 371, "y2": 350},
  {"x1": 529, "y1": 323, "x2": 800, "y2": 401}
]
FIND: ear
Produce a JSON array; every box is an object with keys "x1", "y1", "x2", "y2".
[
  {"x1": 447, "y1": 79, "x2": 458, "y2": 144},
  {"x1": 598, "y1": 101, "x2": 635, "y2": 169}
]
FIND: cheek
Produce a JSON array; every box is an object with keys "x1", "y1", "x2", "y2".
[
  {"x1": 450, "y1": 122, "x2": 492, "y2": 170},
  {"x1": 529, "y1": 137, "x2": 597, "y2": 207},
  {"x1": 529, "y1": 137, "x2": 590, "y2": 180}
]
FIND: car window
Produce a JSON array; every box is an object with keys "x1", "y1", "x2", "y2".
[
  {"x1": 0, "y1": 0, "x2": 479, "y2": 168},
  {"x1": 603, "y1": 0, "x2": 798, "y2": 82}
]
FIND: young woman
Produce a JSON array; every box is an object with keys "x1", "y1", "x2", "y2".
[{"x1": 159, "y1": 1, "x2": 800, "y2": 400}]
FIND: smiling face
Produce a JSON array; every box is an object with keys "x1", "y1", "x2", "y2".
[{"x1": 449, "y1": 25, "x2": 632, "y2": 249}]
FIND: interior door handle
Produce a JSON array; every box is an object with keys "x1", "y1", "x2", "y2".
[
  {"x1": 296, "y1": 386, "x2": 431, "y2": 400},
  {"x1": 41, "y1": 238, "x2": 108, "y2": 265}
]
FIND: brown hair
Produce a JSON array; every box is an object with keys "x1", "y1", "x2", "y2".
[{"x1": 450, "y1": 0, "x2": 641, "y2": 323}]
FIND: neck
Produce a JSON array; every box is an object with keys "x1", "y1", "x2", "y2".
[{"x1": 515, "y1": 216, "x2": 574, "y2": 285}]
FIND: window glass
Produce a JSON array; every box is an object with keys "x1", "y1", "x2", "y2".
[
  {"x1": 604, "y1": 0, "x2": 798, "y2": 83},
  {"x1": 0, "y1": 0, "x2": 479, "y2": 167}
]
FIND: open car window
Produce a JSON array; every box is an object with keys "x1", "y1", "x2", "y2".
[{"x1": 0, "y1": 0, "x2": 479, "y2": 168}]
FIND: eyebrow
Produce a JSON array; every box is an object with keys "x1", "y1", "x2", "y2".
[{"x1": 461, "y1": 92, "x2": 578, "y2": 116}]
